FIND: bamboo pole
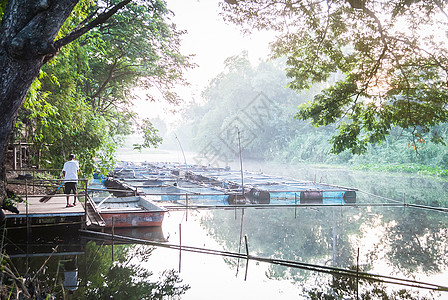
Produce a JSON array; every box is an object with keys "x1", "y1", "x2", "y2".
[
  {"x1": 237, "y1": 129, "x2": 244, "y2": 197},
  {"x1": 294, "y1": 193, "x2": 297, "y2": 219},
  {"x1": 179, "y1": 223, "x2": 182, "y2": 273},
  {"x1": 25, "y1": 179, "x2": 30, "y2": 235},
  {"x1": 84, "y1": 180, "x2": 88, "y2": 230},
  {"x1": 185, "y1": 193, "x2": 188, "y2": 222},
  {"x1": 236, "y1": 208, "x2": 245, "y2": 276},
  {"x1": 244, "y1": 234, "x2": 249, "y2": 281},
  {"x1": 357, "y1": 247, "x2": 360, "y2": 300},
  {"x1": 112, "y1": 217, "x2": 115, "y2": 262}
]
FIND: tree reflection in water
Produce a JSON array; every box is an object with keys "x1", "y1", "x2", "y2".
[
  {"x1": 200, "y1": 204, "x2": 447, "y2": 299},
  {"x1": 3, "y1": 240, "x2": 189, "y2": 299},
  {"x1": 305, "y1": 270, "x2": 435, "y2": 299},
  {"x1": 78, "y1": 242, "x2": 190, "y2": 300},
  {"x1": 371, "y1": 208, "x2": 448, "y2": 276}
]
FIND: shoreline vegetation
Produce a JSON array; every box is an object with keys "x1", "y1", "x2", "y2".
[
  {"x1": 352, "y1": 163, "x2": 448, "y2": 179},
  {"x1": 285, "y1": 161, "x2": 448, "y2": 180},
  {"x1": 115, "y1": 145, "x2": 448, "y2": 181}
]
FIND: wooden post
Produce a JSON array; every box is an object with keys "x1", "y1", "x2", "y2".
[
  {"x1": 84, "y1": 179, "x2": 88, "y2": 229},
  {"x1": 37, "y1": 149, "x2": 41, "y2": 169},
  {"x1": 185, "y1": 193, "x2": 188, "y2": 222},
  {"x1": 13, "y1": 145, "x2": 17, "y2": 170},
  {"x1": 237, "y1": 129, "x2": 244, "y2": 197},
  {"x1": 25, "y1": 179, "x2": 30, "y2": 235},
  {"x1": 179, "y1": 223, "x2": 182, "y2": 273},
  {"x1": 294, "y1": 193, "x2": 297, "y2": 219},
  {"x1": 356, "y1": 247, "x2": 360, "y2": 300},
  {"x1": 112, "y1": 217, "x2": 115, "y2": 262},
  {"x1": 236, "y1": 208, "x2": 244, "y2": 276},
  {"x1": 244, "y1": 234, "x2": 249, "y2": 281},
  {"x1": 19, "y1": 144, "x2": 22, "y2": 169}
]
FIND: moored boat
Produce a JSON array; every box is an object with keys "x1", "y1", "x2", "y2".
[{"x1": 92, "y1": 196, "x2": 167, "y2": 228}]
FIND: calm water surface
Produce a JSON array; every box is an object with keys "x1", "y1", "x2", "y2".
[{"x1": 6, "y1": 149, "x2": 448, "y2": 299}]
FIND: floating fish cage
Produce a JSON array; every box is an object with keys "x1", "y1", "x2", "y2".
[{"x1": 94, "y1": 162, "x2": 357, "y2": 207}]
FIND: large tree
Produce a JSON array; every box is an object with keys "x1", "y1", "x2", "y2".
[
  {"x1": 0, "y1": 0, "x2": 182, "y2": 203},
  {"x1": 15, "y1": 1, "x2": 191, "y2": 174},
  {"x1": 221, "y1": 0, "x2": 448, "y2": 154}
]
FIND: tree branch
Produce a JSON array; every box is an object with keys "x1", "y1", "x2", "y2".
[
  {"x1": 53, "y1": 0, "x2": 132, "y2": 51},
  {"x1": 433, "y1": 0, "x2": 448, "y2": 21}
]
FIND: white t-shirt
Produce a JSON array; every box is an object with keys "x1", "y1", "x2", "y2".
[{"x1": 63, "y1": 160, "x2": 79, "y2": 182}]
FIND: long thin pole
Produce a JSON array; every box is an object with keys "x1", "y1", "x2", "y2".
[
  {"x1": 236, "y1": 208, "x2": 245, "y2": 276},
  {"x1": 237, "y1": 129, "x2": 244, "y2": 197},
  {"x1": 244, "y1": 234, "x2": 249, "y2": 281},
  {"x1": 25, "y1": 179, "x2": 30, "y2": 235},
  {"x1": 112, "y1": 217, "x2": 115, "y2": 262},
  {"x1": 179, "y1": 223, "x2": 182, "y2": 273},
  {"x1": 356, "y1": 247, "x2": 360, "y2": 300},
  {"x1": 294, "y1": 193, "x2": 297, "y2": 219},
  {"x1": 175, "y1": 134, "x2": 187, "y2": 166},
  {"x1": 185, "y1": 194, "x2": 188, "y2": 222}
]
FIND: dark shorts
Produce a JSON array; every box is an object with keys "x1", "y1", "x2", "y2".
[{"x1": 64, "y1": 182, "x2": 77, "y2": 195}]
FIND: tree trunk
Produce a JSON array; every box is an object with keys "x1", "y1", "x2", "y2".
[
  {"x1": 0, "y1": 0, "x2": 133, "y2": 206},
  {"x1": 0, "y1": 0, "x2": 79, "y2": 203}
]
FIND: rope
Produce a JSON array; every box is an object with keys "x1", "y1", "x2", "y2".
[
  {"x1": 161, "y1": 203, "x2": 404, "y2": 210},
  {"x1": 357, "y1": 190, "x2": 448, "y2": 212},
  {"x1": 357, "y1": 189, "x2": 403, "y2": 203}
]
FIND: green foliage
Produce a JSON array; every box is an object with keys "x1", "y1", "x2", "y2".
[
  {"x1": 133, "y1": 119, "x2": 163, "y2": 151},
  {"x1": 0, "y1": 0, "x2": 5, "y2": 19},
  {"x1": 221, "y1": 0, "x2": 448, "y2": 154},
  {"x1": 14, "y1": 0, "x2": 192, "y2": 175},
  {"x1": 353, "y1": 163, "x2": 448, "y2": 177}
]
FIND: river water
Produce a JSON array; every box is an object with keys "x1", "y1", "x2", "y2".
[{"x1": 5, "y1": 149, "x2": 448, "y2": 299}]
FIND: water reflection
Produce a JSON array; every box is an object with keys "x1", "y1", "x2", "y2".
[
  {"x1": 2, "y1": 160, "x2": 448, "y2": 299},
  {"x1": 2, "y1": 204, "x2": 447, "y2": 299},
  {"x1": 199, "y1": 205, "x2": 448, "y2": 298},
  {"x1": 2, "y1": 227, "x2": 189, "y2": 299},
  {"x1": 62, "y1": 256, "x2": 79, "y2": 292},
  {"x1": 103, "y1": 226, "x2": 168, "y2": 243},
  {"x1": 377, "y1": 207, "x2": 448, "y2": 275}
]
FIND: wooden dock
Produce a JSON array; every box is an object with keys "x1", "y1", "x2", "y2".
[{"x1": 4, "y1": 195, "x2": 105, "y2": 230}]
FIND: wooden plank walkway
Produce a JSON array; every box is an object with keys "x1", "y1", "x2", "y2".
[
  {"x1": 5, "y1": 195, "x2": 85, "y2": 217},
  {"x1": 4, "y1": 195, "x2": 87, "y2": 230}
]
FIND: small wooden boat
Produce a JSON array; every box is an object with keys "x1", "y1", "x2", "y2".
[{"x1": 92, "y1": 196, "x2": 166, "y2": 228}]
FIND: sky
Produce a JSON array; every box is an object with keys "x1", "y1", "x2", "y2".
[{"x1": 133, "y1": 0, "x2": 275, "y2": 124}]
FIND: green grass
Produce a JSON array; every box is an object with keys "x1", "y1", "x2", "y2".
[{"x1": 353, "y1": 163, "x2": 448, "y2": 177}]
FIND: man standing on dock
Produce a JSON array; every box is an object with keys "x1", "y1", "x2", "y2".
[{"x1": 62, "y1": 154, "x2": 79, "y2": 207}]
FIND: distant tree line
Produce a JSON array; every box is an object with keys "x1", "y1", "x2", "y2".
[{"x1": 183, "y1": 53, "x2": 448, "y2": 170}]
